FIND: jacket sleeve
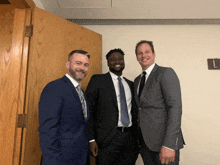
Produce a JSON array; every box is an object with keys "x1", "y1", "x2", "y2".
[
  {"x1": 85, "y1": 75, "x2": 99, "y2": 141},
  {"x1": 160, "y1": 68, "x2": 182, "y2": 150},
  {"x1": 38, "y1": 82, "x2": 63, "y2": 165}
]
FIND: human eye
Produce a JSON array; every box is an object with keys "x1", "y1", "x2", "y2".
[
  {"x1": 76, "y1": 61, "x2": 81, "y2": 65},
  {"x1": 84, "y1": 63, "x2": 89, "y2": 67},
  {"x1": 137, "y1": 52, "x2": 142, "y2": 56}
]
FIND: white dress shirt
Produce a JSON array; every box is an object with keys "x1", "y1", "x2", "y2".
[
  {"x1": 65, "y1": 73, "x2": 79, "y2": 88},
  {"x1": 65, "y1": 73, "x2": 87, "y2": 108},
  {"x1": 137, "y1": 63, "x2": 155, "y2": 95},
  {"x1": 109, "y1": 72, "x2": 132, "y2": 127}
]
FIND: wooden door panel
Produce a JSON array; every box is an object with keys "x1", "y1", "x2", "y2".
[
  {"x1": 15, "y1": 8, "x2": 32, "y2": 165},
  {"x1": 22, "y1": 7, "x2": 102, "y2": 165},
  {"x1": 0, "y1": 5, "x2": 28, "y2": 165}
]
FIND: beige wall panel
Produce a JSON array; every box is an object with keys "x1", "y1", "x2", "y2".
[
  {"x1": 83, "y1": 24, "x2": 220, "y2": 165},
  {"x1": 57, "y1": 0, "x2": 111, "y2": 8},
  {"x1": 22, "y1": 7, "x2": 102, "y2": 165}
]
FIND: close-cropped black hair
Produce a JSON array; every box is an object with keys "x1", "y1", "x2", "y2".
[{"x1": 106, "y1": 48, "x2": 125, "y2": 60}]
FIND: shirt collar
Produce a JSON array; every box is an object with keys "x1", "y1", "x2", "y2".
[
  {"x1": 65, "y1": 73, "x2": 80, "y2": 88},
  {"x1": 109, "y1": 71, "x2": 124, "y2": 80},
  {"x1": 143, "y1": 63, "x2": 155, "y2": 76}
]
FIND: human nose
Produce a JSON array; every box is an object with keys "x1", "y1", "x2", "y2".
[
  {"x1": 143, "y1": 53, "x2": 147, "y2": 57},
  {"x1": 115, "y1": 60, "x2": 120, "y2": 64},
  {"x1": 142, "y1": 53, "x2": 148, "y2": 58},
  {"x1": 79, "y1": 64, "x2": 86, "y2": 70}
]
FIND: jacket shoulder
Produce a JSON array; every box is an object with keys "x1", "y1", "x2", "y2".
[
  {"x1": 134, "y1": 74, "x2": 141, "y2": 82},
  {"x1": 155, "y1": 65, "x2": 176, "y2": 75},
  {"x1": 42, "y1": 76, "x2": 69, "y2": 93},
  {"x1": 89, "y1": 73, "x2": 109, "y2": 82},
  {"x1": 123, "y1": 77, "x2": 133, "y2": 86},
  {"x1": 123, "y1": 77, "x2": 132, "y2": 82}
]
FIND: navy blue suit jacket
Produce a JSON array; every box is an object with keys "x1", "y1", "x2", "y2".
[{"x1": 38, "y1": 76, "x2": 89, "y2": 165}]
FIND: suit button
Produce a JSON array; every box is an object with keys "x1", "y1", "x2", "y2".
[{"x1": 139, "y1": 108, "x2": 142, "y2": 111}]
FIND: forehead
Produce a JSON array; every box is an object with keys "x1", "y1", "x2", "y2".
[
  {"x1": 137, "y1": 43, "x2": 152, "y2": 51},
  {"x1": 109, "y1": 52, "x2": 124, "y2": 58},
  {"x1": 72, "y1": 53, "x2": 89, "y2": 62}
]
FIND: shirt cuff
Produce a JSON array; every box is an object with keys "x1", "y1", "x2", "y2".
[
  {"x1": 162, "y1": 146, "x2": 174, "y2": 151},
  {"x1": 89, "y1": 139, "x2": 95, "y2": 143}
]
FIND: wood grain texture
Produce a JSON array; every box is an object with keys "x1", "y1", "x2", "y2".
[
  {"x1": 22, "y1": 7, "x2": 102, "y2": 165},
  {"x1": 8, "y1": 0, "x2": 35, "y2": 9},
  {"x1": 13, "y1": 8, "x2": 32, "y2": 165},
  {"x1": 0, "y1": 5, "x2": 26, "y2": 165},
  {"x1": 0, "y1": 5, "x2": 15, "y2": 165}
]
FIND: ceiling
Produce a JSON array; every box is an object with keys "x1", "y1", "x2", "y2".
[{"x1": 32, "y1": 0, "x2": 220, "y2": 19}]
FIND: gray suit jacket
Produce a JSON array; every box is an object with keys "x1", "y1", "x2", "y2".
[{"x1": 134, "y1": 64, "x2": 185, "y2": 152}]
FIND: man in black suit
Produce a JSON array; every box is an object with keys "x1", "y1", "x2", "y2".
[
  {"x1": 134, "y1": 40, "x2": 185, "y2": 165},
  {"x1": 85, "y1": 48, "x2": 139, "y2": 165}
]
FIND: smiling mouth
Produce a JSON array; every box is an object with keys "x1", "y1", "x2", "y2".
[
  {"x1": 76, "y1": 70, "x2": 85, "y2": 74},
  {"x1": 115, "y1": 65, "x2": 121, "y2": 67},
  {"x1": 142, "y1": 58, "x2": 149, "y2": 61}
]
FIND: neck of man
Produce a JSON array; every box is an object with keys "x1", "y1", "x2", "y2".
[
  {"x1": 67, "y1": 72, "x2": 81, "y2": 84},
  {"x1": 110, "y1": 70, "x2": 122, "y2": 77},
  {"x1": 142, "y1": 63, "x2": 154, "y2": 71}
]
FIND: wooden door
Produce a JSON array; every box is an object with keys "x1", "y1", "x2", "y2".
[
  {"x1": 0, "y1": 5, "x2": 31, "y2": 165},
  {"x1": 21, "y1": 7, "x2": 102, "y2": 165},
  {"x1": 0, "y1": 5, "x2": 16, "y2": 165}
]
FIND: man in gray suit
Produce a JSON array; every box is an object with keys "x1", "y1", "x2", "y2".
[{"x1": 134, "y1": 40, "x2": 185, "y2": 165}]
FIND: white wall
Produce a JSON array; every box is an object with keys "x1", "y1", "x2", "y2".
[{"x1": 83, "y1": 25, "x2": 220, "y2": 165}]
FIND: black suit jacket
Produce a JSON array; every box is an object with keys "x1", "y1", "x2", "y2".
[{"x1": 85, "y1": 72, "x2": 138, "y2": 149}]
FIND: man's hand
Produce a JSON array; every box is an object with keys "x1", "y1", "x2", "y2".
[
  {"x1": 159, "y1": 146, "x2": 175, "y2": 165},
  {"x1": 90, "y1": 141, "x2": 98, "y2": 157}
]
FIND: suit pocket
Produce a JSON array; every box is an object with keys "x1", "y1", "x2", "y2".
[{"x1": 96, "y1": 127, "x2": 117, "y2": 149}]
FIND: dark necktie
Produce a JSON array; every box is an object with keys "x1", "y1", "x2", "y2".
[
  {"x1": 118, "y1": 77, "x2": 130, "y2": 127},
  {"x1": 76, "y1": 85, "x2": 87, "y2": 119},
  {"x1": 138, "y1": 71, "x2": 146, "y2": 99}
]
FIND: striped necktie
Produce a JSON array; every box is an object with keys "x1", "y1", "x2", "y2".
[{"x1": 76, "y1": 85, "x2": 87, "y2": 119}]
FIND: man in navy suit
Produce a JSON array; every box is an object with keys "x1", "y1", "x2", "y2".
[
  {"x1": 85, "y1": 49, "x2": 139, "y2": 165},
  {"x1": 38, "y1": 50, "x2": 90, "y2": 165},
  {"x1": 134, "y1": 40, "x2": 185, "y2": 165}
]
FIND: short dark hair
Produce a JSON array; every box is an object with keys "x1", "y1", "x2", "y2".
[
  {"x1": 135, "y1": 40, "x2": 155, "y2": 55},
  {"x1": 106, "y1": 48, "x2": 125, "y2": 60},
  {"x1": 68, "y1": 50, "x2": 90, "y2": 61}
]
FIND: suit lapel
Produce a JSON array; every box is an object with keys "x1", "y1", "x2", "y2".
[
  {"x1": 62, "y1": 76, "x2": 87, "y2": 121},
  {"x1": 62, "y1": 76, "x2": 77, "y2": 94},
  {"x1": 62, "y1": 76, "x2": 80, "y2": 99},
  {"x1": 105, "y1": 72, "x2": 119, "y2": 110},
  {"x1": 139, "y1": 64, "x2": 158, "y2": 105},
  {"x1": 134, "y1": 74, "x2": 141, "y2": 106}
]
